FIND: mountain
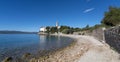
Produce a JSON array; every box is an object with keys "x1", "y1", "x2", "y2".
[{"x1": 0, "y1": 30, "x2": 38, "y2": 34}]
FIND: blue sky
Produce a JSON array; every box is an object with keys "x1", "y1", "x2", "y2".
[{"x1": 0, "y1": 0, "x2": 120, "y2": 32}]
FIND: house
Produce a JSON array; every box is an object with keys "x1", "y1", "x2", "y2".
[
  {"x1": 39, "y1": 27, "x2": 46, "y2": 32},
  {"x1": 39, "y1": 21, "x2": 60, "y2": 35}
]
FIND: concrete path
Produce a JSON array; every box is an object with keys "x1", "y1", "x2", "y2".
[{"x1": 76, "y1": 36, "x2": 120, "y2": 62}]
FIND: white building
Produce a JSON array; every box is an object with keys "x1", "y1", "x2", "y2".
[
  {"x1": 39, "y1": 21, "x2": 60, "y2": 33},
  {"x1": 39, "y1": 27, "x2": 46, "y2": 32}
]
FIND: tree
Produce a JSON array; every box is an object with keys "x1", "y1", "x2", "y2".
[
  {"x1": 85, "y1": 24, "x2": 89, "y2": 29},
  {"x1": 74, "y1": 28, "x2": 81, "y2": 32},
  {"x1": 50, "y1": 27, "x2": 58, "y2": 33},
  {"x1": 101, "y1": 6, "x2": 120, "y2": 26},
  {"x1": 45, "y1": 25, "x2": 82, "y2": 34},
  {"x1": 59, "y1": 26, "x2": 70, "y2": 32},
  {"x1": 82, "y1": 24, "x2": 90, "y2": 30},
  {"x1": 46, "y1": 26, "x2": 50, "y2": 33},
  {"x1": 62, "y1": 29, "x2": 73, "y2": 34}
]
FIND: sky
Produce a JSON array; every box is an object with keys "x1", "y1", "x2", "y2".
[{"x1": 0, "y1": 0, "x2": 120, "y2": 32}]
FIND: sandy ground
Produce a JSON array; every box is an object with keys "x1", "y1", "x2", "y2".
[{"x1": 31, "y1": 35, "x2": 120, "y2": 62}]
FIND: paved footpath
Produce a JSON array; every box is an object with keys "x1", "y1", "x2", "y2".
[{"x1": 76, "y1": 36, "x2": 120, "y2": 62}]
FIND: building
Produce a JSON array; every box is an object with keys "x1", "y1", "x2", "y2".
[
  {"x1": 39, "y1": 21, "x2": 60, "y2": 34},
  {"x1": 39, "y1": 27, "x2": 46, "y2": 32}
]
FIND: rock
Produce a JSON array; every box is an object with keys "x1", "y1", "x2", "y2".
[
  {"x1": 30, "y1": 58, "x2": 36, "y2": 62},
  {"x1": 2, "y1": 57, "x2": 12, "y2": 62},
  {"x1": 22, "y1": 53, "x2": 31, "y2": 58}
]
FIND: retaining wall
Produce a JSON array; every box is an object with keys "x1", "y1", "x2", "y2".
[
  {"x1": 91, "y1": 28, "x2": 104, "y2": 41},
  {"x1": 104, "y1": 26, "x2": 120, "y2": 53}
]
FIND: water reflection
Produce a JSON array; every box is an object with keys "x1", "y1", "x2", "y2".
[
  {"x1": 39, "y1": 35, "x2": 71, "y2": 50},
  {"x1": 39, "y1": 35, "x2": 62, "y2": 50},
  {"x1": 39, "y1": 35, "x2": 47, "y2": 50},
  {"x1": 39, "y1": 35, "x2": 46, "y2": 43},
  {"x1": 56, "y1": 35, "x2": 61, "y2": 48}
]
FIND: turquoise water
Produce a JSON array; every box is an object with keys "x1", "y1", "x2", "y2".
[{"x1": 0, "y1": 34, "x2": 73, "y2": 61}]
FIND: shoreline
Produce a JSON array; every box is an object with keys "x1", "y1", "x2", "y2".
[
  {"x1": 2, "y1": 34, "x2": 119, "y2": 62},
  {"x1": 30, "y1": 34, "x2": 89, "y2": 62},
  {"x1": 30, "y1": 34, "x2": 120, "y2": 62},
  {"x1": 2, "y1": 34, "x2": 76, "y2": 62},
  {"x1": 29, "y1": 34, "x2": 78, "y2": 62}
]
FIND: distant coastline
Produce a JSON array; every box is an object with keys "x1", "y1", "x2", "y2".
[{"x1": 0, "y1": 30, "x2": 38, "y2": 34}]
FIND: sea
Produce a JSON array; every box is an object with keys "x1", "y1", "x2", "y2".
[{"x1": 0, "y1": 34, "x2": 74, "y2": 61}]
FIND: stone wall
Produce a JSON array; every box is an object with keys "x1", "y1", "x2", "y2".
[
  {"x1": 91, "y1": 28, "x2": 105, "y2": 41},
  {"x1": 73, "y1": 26, "x2": 120, "y2": 53},
  {"x1": 85, "y1": 26, "x2": 120, "y2": 53},
  {"x1": 104, "y1": 26, "x2": 120, "y2": 53}
]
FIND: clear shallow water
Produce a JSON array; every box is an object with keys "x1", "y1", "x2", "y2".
[{"x1": 0, "y1": 34, "x2": 73, "y2": 61}]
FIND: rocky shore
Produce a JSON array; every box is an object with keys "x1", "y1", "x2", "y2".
[
  {"x1": 3, "y1": 35, "x2": 120, "y2": 62},
  {"x1": 28, "y1": 34, "x2": 120, "y2": 62}
]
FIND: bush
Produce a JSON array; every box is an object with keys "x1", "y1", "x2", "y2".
[{"x1": 62, "y1": 29, "x2": 73, "y2": 34}]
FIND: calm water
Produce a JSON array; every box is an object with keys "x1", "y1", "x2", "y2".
[{"x1": 0, "y1": 34, "x2": 73, "y2": 61}]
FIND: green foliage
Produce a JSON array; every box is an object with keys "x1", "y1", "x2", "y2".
[
  {"x1": 82, "y1": 24, "x2": 90, "y2": 30},
  {"x1": 61, "y1": 29, "x2": 73, "y2": 34},
  {"x1": 73, "y1": 28, "x2": 81, "y2": 32},
  {"x1": 60, "y1": 26, "x2": 81, "y2": 34},
  {"x1": 46, "y1": 26, "x2": 50, "y2": 33},
  {"x1": 101, "y1": 6, "x2": 120, "y2": 26},
  {"x1": 86, "y1": 24, "x2": 89, "y2": 28},
  {"x1": 50, "y1": 27, "x2": 58, "y2": 33},
  {"x1": 60, "y1": 26, "x2": 70, "y2": 32},
  {"x1": 45, "y1": 25, "x2": 82, "y2": 34},
  {"x1": 81, "y1": 24, "x2": 107, "y2": 32}
]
